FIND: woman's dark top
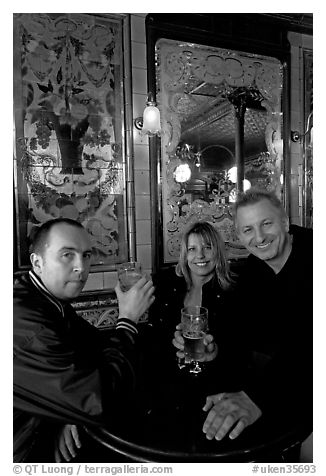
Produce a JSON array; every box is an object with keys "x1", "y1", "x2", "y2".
[{"x1": 145, "y1": 266, "x2": 246, "y2": 394}]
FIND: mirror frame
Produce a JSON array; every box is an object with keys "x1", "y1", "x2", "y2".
[{"x1": 146, "y1": 13, "x2": 292, "y2": 272}]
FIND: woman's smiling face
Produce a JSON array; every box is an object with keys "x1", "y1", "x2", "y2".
[{"x1": 187, "y1": 233, "x2": 216, "y2": 281}]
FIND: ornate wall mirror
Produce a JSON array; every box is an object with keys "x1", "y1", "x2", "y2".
[
  {"x1": 302, "y1": 49, "x2": 313, "y2": 228},
  {"x1": 155, "y1": 38, "x2": 284, "y2": 264}
]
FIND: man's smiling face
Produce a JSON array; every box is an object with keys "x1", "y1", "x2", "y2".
[{"x1": 235, "y1": 198, "x2": 290, "y2": 264}]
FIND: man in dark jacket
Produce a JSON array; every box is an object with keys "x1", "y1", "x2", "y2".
[
  {"x1": 202, "y1": 189, "x2": 312, "y2": 443},
  {"x1": 13, "y1": 218, "x2": 155, "y2": 462}
]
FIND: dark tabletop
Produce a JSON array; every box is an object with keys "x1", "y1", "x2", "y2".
[{"x1": 85, "y1": 349, "x2": 310, "y2": 463}]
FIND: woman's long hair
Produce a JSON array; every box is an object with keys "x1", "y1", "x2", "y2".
[{"x1": 175, "y1": 221, "x2": 234, "y2": 290}]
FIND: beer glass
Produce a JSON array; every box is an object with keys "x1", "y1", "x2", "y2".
[
  {"x1": 181, "y1": 306, "x2": 209, "y2": 374},
  {"x1": 117, "y1": 262, "x2": 143, "y2": 292}
]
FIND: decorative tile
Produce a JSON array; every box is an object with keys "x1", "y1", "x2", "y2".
[
  {"x1": 72, "y1": 289, "x2": 119, "y2": 328},
  {"x1": 133, "y1": 93, "x2": 147, "y2": 119},
  {"x1": 132, "y1": 68, "x2": 147, "y2": 95},
  {"x1": 131, "y1": 41, "x2": 147, "y2": 69},
  {"x1": 290, "y1": 110, "x2": 300, "y2": 130},
  {"x1": 135, "y1": 170, "x2": 150, "y2": 195},
  {"x1": 83, "y1": 272, "x2": 104, "y2": 292},
  {"x1": 133, "y1": 127, "x2": 149, "y2": 145},
  {"x1": 135, "y1": 194, "x2": 151, "y2": 220},
  {"x1": 290, "y1": 153, "x2": 301, "y2": 174},
  {"x1": 134, "y1": 144, "x2": 150, "y2": 170},
  {"x1": 74, "y1": 292, "x2": 149, "y2": 329},
  {"x1": 290, "y1": 175, "x2": 299, "y2": 212},
  {"x1": 104, "y1": 271, "x2": 118, "y2": 290},
  {"x1": 136, "y1": 219, "x2": 152, "y2": 245},
  {"x1": 131, "y1": 15, "x2": 146, "y2": 43},
  {"x1": 136, "y1": 244, "x2": 152, "y2": 269}
]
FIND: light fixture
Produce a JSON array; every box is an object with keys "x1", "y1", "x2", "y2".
[
  {"x1": 291, "y1": 111, "x2": 313, "y2": 143},
  {"x1": 134, "y1": 93, "x2": 161, "y2": 137},
  {"x1": 228, "y1": 166, "x2": 237, "y2": 184},
  {"x1": 243, "y1": 178, "x2": 251, "y2": 191},
  {"x1": 172, "y1": 143, "x2": 199, "y2": 184},
  {"x1": 174, "y1": 163, "x2": 192, "y2": 183},
  {"x1": 227, "y1": 166, "x2": 251, "y2": 192}
]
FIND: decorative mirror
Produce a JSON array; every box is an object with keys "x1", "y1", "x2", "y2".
[
  {"x1": 302, "y1": 49, "x2": 313, "y2": 228},
  {"x1": 156, "y1": 38, "x2": 284, "y2": 263}
]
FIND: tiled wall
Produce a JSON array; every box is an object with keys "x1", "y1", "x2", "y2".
[
  {"x1": 84, "y1": 13, "x2": 151, "y2": 293},
  {"x1": 288, "y1": 32, "x2": 313, "y2": 225},
  {"x1": 131, "y1": 14, "x2": 152, "y2": 276}
]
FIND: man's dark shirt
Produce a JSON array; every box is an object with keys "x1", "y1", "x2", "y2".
[{"x1": 234, "y1": 224, "x2": 312, "y2": 425}]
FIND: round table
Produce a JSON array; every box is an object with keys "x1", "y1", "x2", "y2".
[
  {"x1": 84, "y1": 420, "x2": 310, "y2": 463},
  {"x1": 83, "y1": 365, "x2": 311, "y2": 463}
]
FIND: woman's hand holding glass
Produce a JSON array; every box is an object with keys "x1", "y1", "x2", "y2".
[{"x1": 172, "y1": 322, "x2": 218, "y2": 363}]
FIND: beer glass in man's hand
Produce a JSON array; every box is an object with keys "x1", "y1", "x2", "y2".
[
  {"x1": 181, "y1": 306, "x2": 208, "y2": 374},
  {"x1": 117, "y1": 262, "x2": 143, "y2": 292}
]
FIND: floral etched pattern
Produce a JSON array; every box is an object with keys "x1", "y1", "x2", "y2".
[
  {"x1": 156, "y1": 39, "x2": 283, "y2": 262},
  {"x1": 14, "y1": 13, "x2": 127, "y2": 269}
]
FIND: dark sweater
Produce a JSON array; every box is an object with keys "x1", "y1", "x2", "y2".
[{"x1": 235, "y1": 225, "x2": 312, "y2": 426}]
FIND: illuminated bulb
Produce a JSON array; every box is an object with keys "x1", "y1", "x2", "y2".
[
  {"x1": 280, "y1": 174, "x2": 283, "y2": 185},
  {"x1": 228, "y1": 166, "x2": 237, "y2": 183},
  {"x1": 142, "y1": 104, "x2": 161, "y2": 136},
  {"x1": 243, "y1": 179, "x2": 251, "y2": 191},
  {"x1": 174, "y1": 164, "x2": 191, "y2": 183}
]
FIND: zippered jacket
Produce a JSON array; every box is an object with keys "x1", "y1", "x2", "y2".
[{"x1": 13, "y1": 271, "x2": 139, "y2": 462}]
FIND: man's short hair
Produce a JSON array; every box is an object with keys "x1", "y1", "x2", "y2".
[
  {"x1": 233, "y1": 188, "x2": 286, "y2": 221},
  {"x1": 29, "y1": 218, "x2": 84, "y2": 255}
]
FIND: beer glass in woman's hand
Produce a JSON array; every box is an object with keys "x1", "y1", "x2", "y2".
[{"x1": 181, "y1": 306, "x2": 208, "y2": 374}]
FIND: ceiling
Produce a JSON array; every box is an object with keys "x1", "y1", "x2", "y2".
[
  {"x1": 178, "y1": 82, "x2": 268, "y2": 163},
  {"x1": 157, "y1": 13, "x2": 313, "y2": 164}
]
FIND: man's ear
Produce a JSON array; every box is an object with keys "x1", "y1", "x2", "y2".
[
  {"x1": 282, "y1": 214, "x2": 290, "y2": 232},
  {"x1": 30, "y1": 253, "x2": 43, "y2": 275}
]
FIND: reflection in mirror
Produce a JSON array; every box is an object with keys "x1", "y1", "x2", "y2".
[{"x1": 156, "y1": 38, "x2": 284, "y2": 262}]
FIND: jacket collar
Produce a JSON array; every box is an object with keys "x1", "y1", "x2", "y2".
[{"x1": 29, "y1": 270, "x2": 65, "y2": 316}]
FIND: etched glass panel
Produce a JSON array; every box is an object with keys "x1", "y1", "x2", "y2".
[
  {"x1": 14, "y1": 13, "x2": 128, "y2": 269},
  {"x1": 156, "y1": 38, "x2": 283, "y2": 262}
]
